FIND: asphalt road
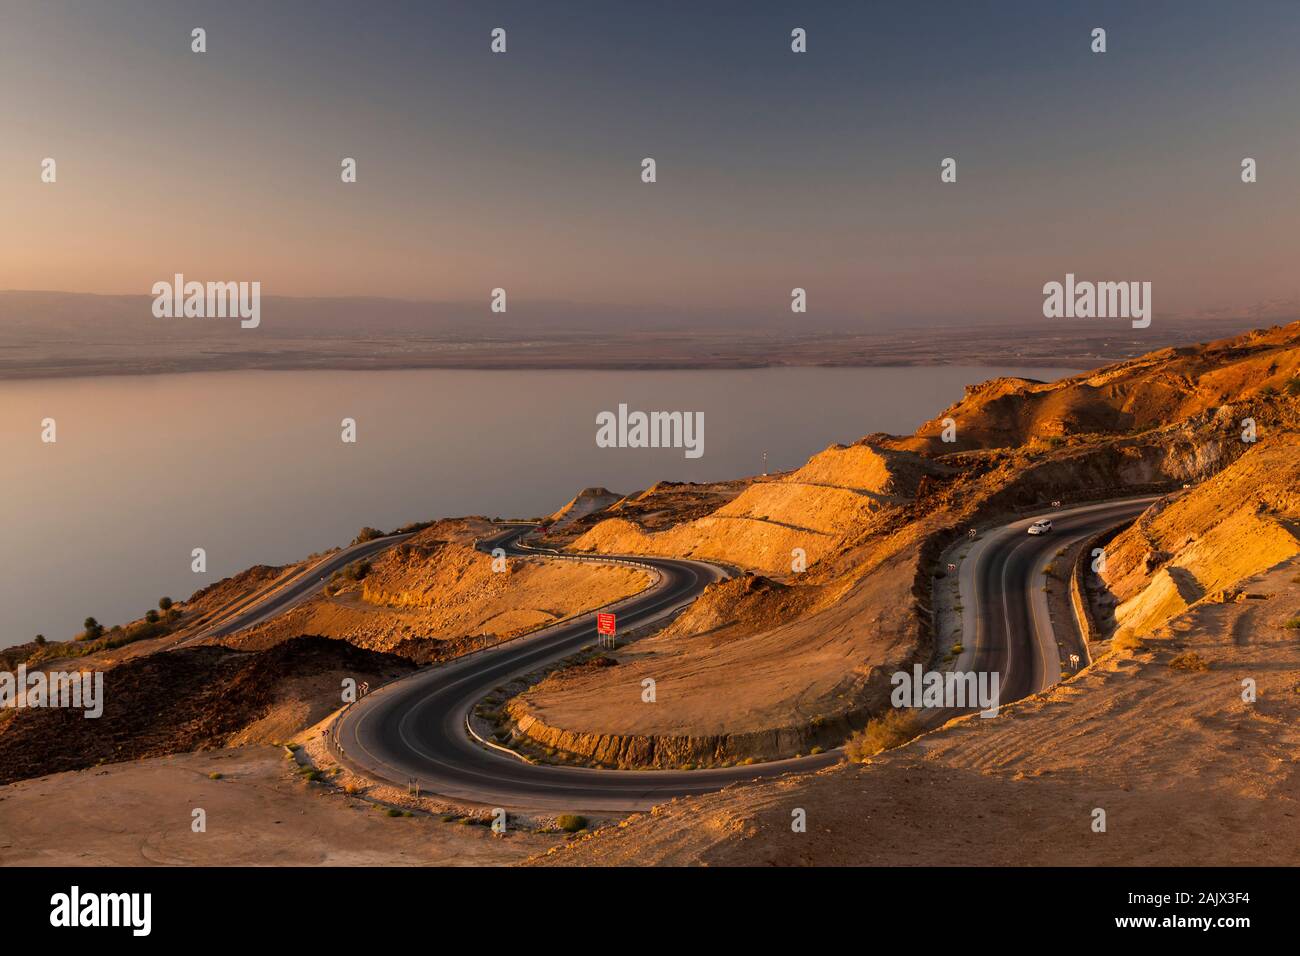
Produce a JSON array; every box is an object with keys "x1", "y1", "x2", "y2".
[
  {"x1": 954, "y1": 496, "x2": 1159, "y2": 709},
  {"x1": 324, "y1": 499, "x2": 1157, "y2": 811},
  {"x1": 181, "y1": 533, "x2": 415, "y2": 643}
]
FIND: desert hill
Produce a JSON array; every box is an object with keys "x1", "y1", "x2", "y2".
[
  {"x1": 899, "y1": 323, "x2": 1300, "y2": 453},
  {"x1": 548, "y1": 487, "x2": 625, "y2": 530},
  {"x1": 570, "y1": 443, "x2": 951, "y2": 575},
  {"x1": 220, "y1": 518, "x2": 649, "y2": 658},
  {"x1": 503, "y1": 322, "x2": 1300, "y2": 767},
  {"x1": 1103, "y1": 434, "x2": 1300, "y2": 639}
]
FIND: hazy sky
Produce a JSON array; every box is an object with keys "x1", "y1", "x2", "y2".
[{"x1": 3, "y1": 0, "x2": 1299, "y2": 325}]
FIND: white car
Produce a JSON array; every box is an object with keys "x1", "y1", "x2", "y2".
[{"x1": 1027, "y1": 519, "x2": 1053, "y2": 535}]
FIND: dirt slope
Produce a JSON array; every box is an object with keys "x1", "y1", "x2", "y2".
[
  {"x1": 0, "y1": 637, "x2": 412, "y2": 786},
  {"x1": 1103, "y1": 434, "x2": 1300, "y2": 639},
  {"x1": 900, "y1": 323, "x2": 1300, "y2": 453},
  {"x1": 528, "y1": 557, "x2": 1300, "y2": 866},
  {"x1": 220, "y1": 518, "x2": 649, "y2": 657},
  {"x1": 571, "y1": 443, "x2": 948, "y2": 574}
]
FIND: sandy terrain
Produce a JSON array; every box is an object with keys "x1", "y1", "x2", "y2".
[
  {"x1": 225, "y1": 544, "x2": 650, "y2": 656},
  {"x1": 0, "y1": 747, "x2": 552, "y2": 866},
  {"x1": 529, "y1": 557, "x2": 1300, "y2": 866},
  {"x1": 506, "y1": 546, "x2": 924, "y2": 766}
]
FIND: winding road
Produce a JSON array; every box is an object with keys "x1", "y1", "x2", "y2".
[
  {"x1": 308, "y1": 497, "x2": 1158, "y2": 812},
  {"x1": 181, "y1": 532, "x2": 416, "y2": 644}
]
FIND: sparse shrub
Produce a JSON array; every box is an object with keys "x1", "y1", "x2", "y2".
[
  {"x1": 391, "y1": 520, "x2": 436, "y2": 536},
  {"x1": 1112, "y1": 630, "x2": 1145, "y2": 652},
  {"x1": 208, "y1": 772, "x2": 223, "y2": 780},
  {"x1": 352, "y1": 527, "x2": 383, "y2": 545},
  {"x1": 158, "y1": 596, "x2": 173, "y2": 611},
  {"x1": 145, "y1": 609, "x2": 160, "y2": 624},
  {"x1": 555, "y1": 814, "x2": 587, "y2": 832},
  {"x1": 385, "y1": 807, "x2": 402, "y2": 817},
  {"x1": 951, "y1": 643, "x2": 964, "y2": 654},
  {"x1": 1169, "y1": 651, "x2": 1210, "y2": 672},
  {"x1": 1282, "y1": 618, "x2": 1300, "y2": 630},
  {"x1": 809, "y1": 745, "x2": 825, "y2": 755},
  {"x1": 80, "y1": 617, "x2": 103, "y2": 641},
  {"x1": 342, "y1": 559, "x2": 372, "y2": 582},
  {"x1": 34, "y1": 634, "x2": 46, "y2": 646},
  {"x1": 1285, "y1": 377, "x2": 1300, "y2": 397},
  {"x1": 1042, "y1": 564, "x2": 1057, "y2": 578},
  {"x1": 844, "y1": 710, "x2": 921, "y2": 762}
]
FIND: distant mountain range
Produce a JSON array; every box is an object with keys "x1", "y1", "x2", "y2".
[{"x1": 0, "y1": 290, "x2": 1283, "y2": 379}]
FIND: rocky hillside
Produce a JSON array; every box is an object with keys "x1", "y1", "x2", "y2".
[
  {"x1": 221, "y1": 518, "x2": 649, "y2": 657},
  {"x1": 901, "y1": 323, "x2": 1300, "y2": 452},
  {"x1": 1104, "y1": 434, "x2": 1300, "y2": 639},
  {"x1": 0, "y1": 637, "x2": 413, "y2": 786},
  {"x1": 504, "y1": 322, "x2": 1300, "y2": 767},
  {"x1": 570, "y1": 443, "x2": 951, "y2": 574}
]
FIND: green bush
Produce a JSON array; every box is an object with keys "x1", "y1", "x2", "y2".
[{"x1": 555, "y1": 814, "x2": 587, "y2": 832}]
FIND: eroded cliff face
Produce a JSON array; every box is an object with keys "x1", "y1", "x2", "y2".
[{"x1": 1103, "y1": 435, "x2": 1300, "y2": 640}]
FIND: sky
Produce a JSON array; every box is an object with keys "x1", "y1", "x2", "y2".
[{"x1": 2, "y1": 0, "x2": 1299, "y2": 326}]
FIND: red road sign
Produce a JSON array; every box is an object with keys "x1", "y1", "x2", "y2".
[{"x1": 596, "y1": 612, "x2": 616, "y2": 636}]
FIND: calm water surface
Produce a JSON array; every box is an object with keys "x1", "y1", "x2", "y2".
[{"x1": 0, "y1": 366, "x2": 1076, "y2": 645}]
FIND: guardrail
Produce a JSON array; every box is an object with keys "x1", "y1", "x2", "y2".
[
  {"x1": 1067, "y1": 521, "x2": 1134, "y2": 663},
  {"x1": 465, "y1": 712, "x2": 535, "y2": 764}
]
